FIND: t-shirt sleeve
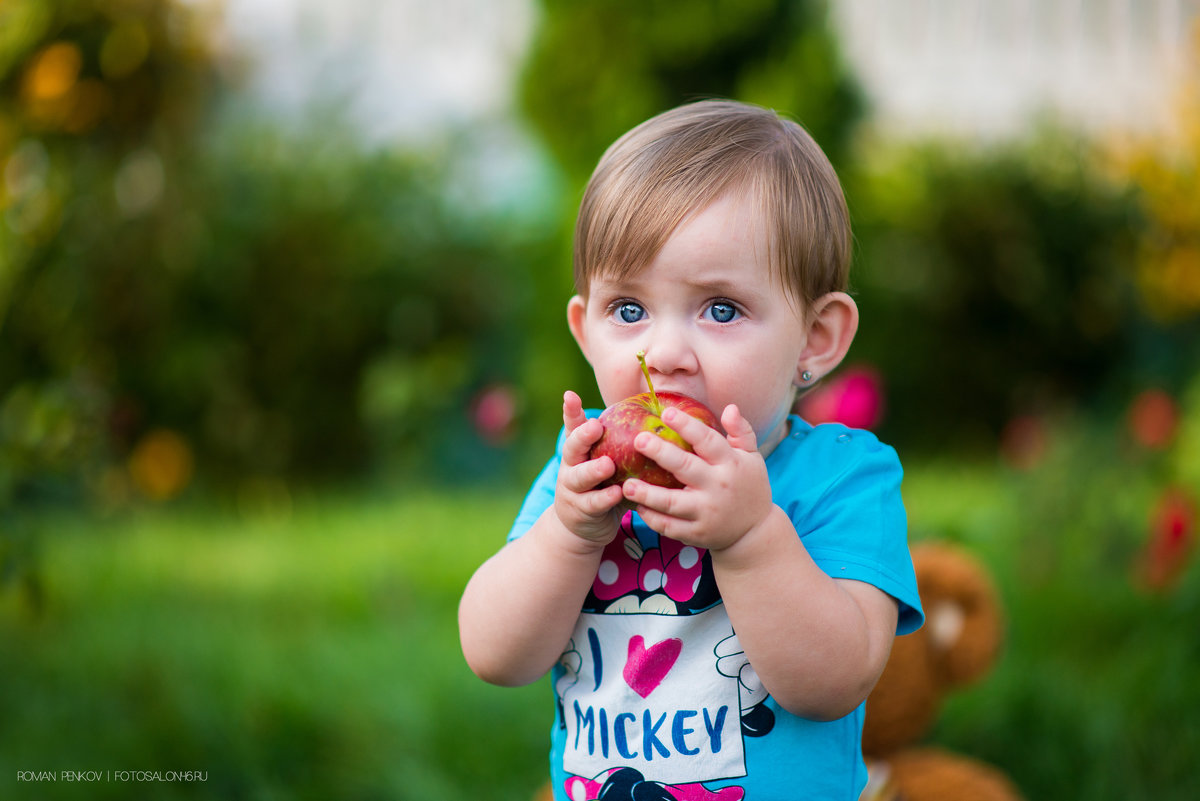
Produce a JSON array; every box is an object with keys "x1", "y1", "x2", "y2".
[
  {"x1": 506, "y1": 425, "x2": 568, "y2": 542},
  {"x1": 780, "y1": 426, "x2": 925, "y2": 635}
]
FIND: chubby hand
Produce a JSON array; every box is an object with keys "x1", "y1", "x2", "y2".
[
  {"x1": 553, "y1": 390, "x2": 625, "y2": 546},
  {"x1": 621, "y1": 403, "x2": 775, "y2": 550}
]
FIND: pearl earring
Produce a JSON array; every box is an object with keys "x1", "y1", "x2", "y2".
[{"x1": 801, "y1": 370, "x2": 813, "y2": 383}]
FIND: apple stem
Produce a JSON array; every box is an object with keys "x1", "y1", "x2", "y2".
[{"x1": 637, "y1": 350, "x2": 661, "y2": 412}]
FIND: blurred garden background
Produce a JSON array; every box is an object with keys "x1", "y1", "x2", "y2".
[{"x1": 2, "y1": 0, "x2": 1199, "y2": 798}]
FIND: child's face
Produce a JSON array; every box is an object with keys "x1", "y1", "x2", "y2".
[{"x1": 568, "y1": 192, "x2": 813, "y2": 456}]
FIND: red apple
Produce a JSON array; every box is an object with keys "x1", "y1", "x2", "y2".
[{"x1": 589, "y1": 352, "x2": 719, "y2": 489}]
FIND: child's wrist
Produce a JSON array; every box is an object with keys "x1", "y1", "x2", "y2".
[
  {"x1": 710, "y1": 503, "x2": 788, "y2": 568},
  {"x1": 550, "y1": 509, "x2": 614, "y2": 557}
]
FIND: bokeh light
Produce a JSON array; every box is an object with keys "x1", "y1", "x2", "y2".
[
  {"x1": 128, "y1": 428, "x2": 194, "y2": 501},
  {"x1": 1138, "y1": 486, "x2": 1197, "y2": 592},
  {"x1": 1127, "y1": 388, "x2": 1180, "y2": 450}
]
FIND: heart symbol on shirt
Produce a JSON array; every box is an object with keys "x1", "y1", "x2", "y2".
[{"x1": 623, "y1": 635, "x2": 683, "y2": 699}]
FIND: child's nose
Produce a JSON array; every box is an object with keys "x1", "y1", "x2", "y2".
[{"x1": 641, "y1": 328, "x2": 698, "y2": 379}]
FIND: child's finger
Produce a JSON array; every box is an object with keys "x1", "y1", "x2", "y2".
[
  {"x1": 581, "y1": 483, "x2": 624, "y2": 516},
  {"x1": 622, "y1": 479, "x2": 693, "y2": 521},
  {"x1": 562, "y1": 390, "x2": 588, "y2": 433},
  {"x1": 560, "y1": 453, "x2": 616, "y2": 493},
  {"x1": 661, "y1": 406, "x2": 727, "y2": 462},
  {"x1": 561, "y1": 417, "x2": 604, "y2": 467},
  {"x1": 633, "y1": 429, "x2": 702, "y2": 486},
  {"x1": 720, "y1": 404, "x2": 759, "y2": 453},
  {"x1": 623, "y1": 483, "x2": 695, "y2": 543}
]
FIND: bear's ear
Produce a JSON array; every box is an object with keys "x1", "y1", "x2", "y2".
[{"x1": 912, "y1": 543, "x2": 1005, "y2": 688}]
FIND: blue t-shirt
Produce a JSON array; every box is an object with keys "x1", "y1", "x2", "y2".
[{"x1": 508, "y1": 414, "x2": 924, "y2": 801}]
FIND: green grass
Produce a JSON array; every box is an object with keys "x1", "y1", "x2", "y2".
[
  {"x1": 0, "y1": 488, "x2": 552, "y2": 801},
  {"x1": 2, "y1": 454, "x2": 1198, "y2": 800}
]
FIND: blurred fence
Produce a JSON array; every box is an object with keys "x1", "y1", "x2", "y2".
[{"x1": 833, "y1": 0, "x2": 1199, "y2": 138}]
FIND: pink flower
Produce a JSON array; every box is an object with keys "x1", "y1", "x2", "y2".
[
  {"x1": 797, "y1": 365, "x2": 885, "y2": 430},
  {"x1": 1127, "y1": 388, "x2": 1179, "y2": 450},
  {"x1": 470, "y1": 383, "x2": 518, "y2": 444},
  {"x1": 1139, "y1": 487, "x2": 1196, "y2": 592}
]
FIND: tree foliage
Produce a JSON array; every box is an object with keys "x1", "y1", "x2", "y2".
[
  {"x1": 1, "y1": 0, "x2": 221, "y2": 506},
  {"x1": 519, "y1": 0, "x2": 865, "y2": 184},
  {"x1": 0, "y1": 2, "x2": 548, "y2": 515}
]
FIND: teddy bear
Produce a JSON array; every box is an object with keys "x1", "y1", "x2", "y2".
[{"x1": 860, "y1": 542, "x2": 1025, "y2": 801}]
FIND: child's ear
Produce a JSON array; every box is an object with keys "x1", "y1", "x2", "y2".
[
  {"x1": 566, "y1": 295, "x2": 591, "y2": 363},
  {"x1": 797, "y1": 291, "x2": 859, "y2": 385}
]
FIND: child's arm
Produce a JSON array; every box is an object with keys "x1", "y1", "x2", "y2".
[
  {"x1": 458, "y1": 391, "x2": 624, "y2": 687},
  {"x1": 620, "y1": 404, "x2": 899, "y2": 721},
  {"x1": 707, "y1": 507, "x2": 899, "y2": 721}
]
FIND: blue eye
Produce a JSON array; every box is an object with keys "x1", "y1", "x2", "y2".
[
  {"x1": 707, "y1": 302, "x2": 739, "y2": 323},
  {"x1": 615, "y1": 302, "x2": 645, "y2": 323}
]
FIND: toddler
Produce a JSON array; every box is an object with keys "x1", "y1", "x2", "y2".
[{"x1": 459, "y1": 99, "x2": 924, "y2": 800}]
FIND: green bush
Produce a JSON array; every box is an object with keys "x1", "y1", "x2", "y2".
[
  {"x1": 1, "y1": 125, "x2": 545, "y2": 496},
  {"x1": 1, "y1": 0, "x2": 216, "y2": 503},
  {"x1": 845, "y1": 136, "x2": 1144, "y2": 453}
]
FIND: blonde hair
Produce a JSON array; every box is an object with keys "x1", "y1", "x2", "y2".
[{"x1": 573, "y1": 99, "x2": 851, "y2": 310}]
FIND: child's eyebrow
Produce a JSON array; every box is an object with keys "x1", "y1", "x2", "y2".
[
  {"x1": 590, "y1": 274, "x2": 770, "y2": 306},
  {"x1": 684, "y1": 278, "x2": 747, "y2": 297},
  {"x1": 678, "y1": 276, "x2": 775, "y2": 307}
]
